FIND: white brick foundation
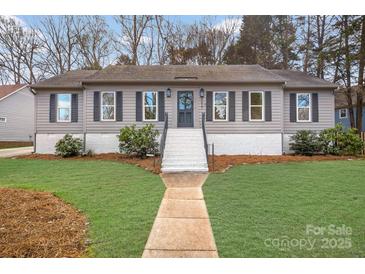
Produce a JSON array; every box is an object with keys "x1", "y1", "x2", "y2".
[
  {"x1": 85, "y1": 134, "x2": 120, "y2": 154},
  {"x1": 36, "y1": 133, "x2": 161, "y2": 154},
  {"x1": 282, "y1": 134, "x2": 294, "y2": 154},
  {"x1": 36, "y1": 134, "x2": 83, "y2": 154},
  {"x1": 36, "y1": 133, "x2": 284, "y2": 156},
  {"x1": 207, "y1": 134, "x2": 283, "y2": 155}
]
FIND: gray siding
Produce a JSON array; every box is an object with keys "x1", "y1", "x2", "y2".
[
  {"x1": 36, "y1": 90, "x2": 83, "y2": 133},
  {"x1": 203, "y1": 84, "x2": 283, "y2": 134},
  {"x1": 0, "y1": 87, "x2": 34, "y2": 141},
  {"x1": 84, "y1": 84, "x2": 283, "y2": 134},
  {"x1": 35, "y1": 84, "x2": 335, "y2": 136},
  {"x1": 84, "y1": 85, "x2": 165, "y2": 133},
  {"x1": 284, "y1": 90, "x2": 335, "y2": 134}
]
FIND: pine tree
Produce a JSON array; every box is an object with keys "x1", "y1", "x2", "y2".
[{"x1": 223, "y1": 16, "x2": 275, "y2": 68}]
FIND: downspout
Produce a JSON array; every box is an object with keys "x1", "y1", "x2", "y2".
[
  {"x1": 82, "y1": 85, "x2": 87, "y2": 154},
  {"x1": 31, "y1": 88, "x2": 37, "y2": 153},
  {"x1": 281, "y1": 82, "x2": 287, "y2": 155}
]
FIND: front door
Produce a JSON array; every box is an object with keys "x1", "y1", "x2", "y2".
[{"x1": 177, "y1": 91, "x2": 194, "y2": 127}]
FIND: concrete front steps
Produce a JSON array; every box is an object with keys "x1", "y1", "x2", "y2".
[{"x1": 161, "y1": 128, "x2": 208, "y2": 173}]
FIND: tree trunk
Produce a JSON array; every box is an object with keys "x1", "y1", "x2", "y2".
[
  {"x1": 303, "y1": 16, "x2": 311, "y2": 73},
  {"x1": 356, "y1": 16, "x2": 365, "y2": 133},
  {"x1": 316, "y1": 16, "x2": 326, "y2": 79},
  {"x1": 132, "y1": 16, "x2": 138, "y2": 65},
  {"x1": 343, "y1": 16, "x2": 356, "y2": 128}
]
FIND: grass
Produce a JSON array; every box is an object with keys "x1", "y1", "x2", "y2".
[
  {"x1": 204, "y1": 160, "x2": 365, "y2": 258},
  {"x1": 0, "y1": 158, "x2": 164, "y2": 257}
]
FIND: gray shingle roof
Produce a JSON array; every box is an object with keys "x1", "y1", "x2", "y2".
[
  {"x1": 271, "y1": 69, "x2": 338, "y2": 89},
  {"x1": 83, "y1": 65, "x2": 285, "y2": 83},
  {"x1": 31, "y1": 66, "x2": 339, "y2": 89},
  {"x1": 31, "y1": 70, "x2": 98, "y2": 89}
]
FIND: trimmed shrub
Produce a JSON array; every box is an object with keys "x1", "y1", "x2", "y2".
[
  {"x1": 318, "y1": 124, "x2": 364, "y2": 155},
  {"x1": 55, "y1": 134, "x2": 83, "y2": 157},
  {"x1": 289, "y1": 130, "x2": 320, "y2": 156},
  {"x1": 118, "y1": 124, "x2": 159, "y2": 158}
]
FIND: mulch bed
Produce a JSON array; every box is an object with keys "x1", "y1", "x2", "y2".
[
  {"x1": 0, "y1": 141, "x2": 33, "y2": 149},
  {"x1": 0, "y1": 188, "x2": 87, "y2": 258},
  {"x1": 18, "y1": 153, "x2": 161, "y2": 173},
  {"x1": 208, "y1": 155, "x2": 363, "y2": 172}
]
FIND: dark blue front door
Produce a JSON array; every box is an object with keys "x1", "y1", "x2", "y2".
[{"x1": 177, "y1": 91, "x2": 194, "y2": 127}]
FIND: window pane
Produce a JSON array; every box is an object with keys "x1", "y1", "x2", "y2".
[
  {"x1": 102, "y1": 93, "x2": 114, "y2": 105},
  {"x1": 251, "y1": 106, "x2": 262, "y2": 120},
  {"x1": 250, "y1": 92, "x2": 262, "y2": 105},
  {"x1": 298, "y1": 94, "x2": 310, "y2": 107},
  {"x1": 179, "y1": 92, "x2": 193, "y2": 110},
  {"x1": 214, "y1": 105, "x2": 227, "y2": 120},
  {"x1": 58, "y1": 108, "x2": 70, "y2": 121},
  {"x1": 58, "y1": 94, "x2": 71, "y2": 108},
  {"x1": 144, "y1": 106, "x2": 157, "y2": 120},
  {"x1": 144, "y1": 92, "x2": 156, "y2": 106},
  {"x1": 298, "y1": 108, "x2": 309, "y2": 121},
  {"x1": 340, "y1": 109, "x2": 346, "y2": 118},
  {"x1": 214, "y1": 93, "x2": 227, "y2": 106},
  {"x1": 102, "y1": 106, "x2": 115, "y2": 120}
]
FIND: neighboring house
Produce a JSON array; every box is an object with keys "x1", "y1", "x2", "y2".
[
  {"x1": 335, "y1": 86, "x2": 365, "y2": 130},
  {"x1": 0, "y1": 84, "x2": 35, "y2": 142},
  {"x1": 31, "y1": 65, "x2": 337, "y2": 171}
]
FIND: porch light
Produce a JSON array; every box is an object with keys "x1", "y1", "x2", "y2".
[
  {"x1": 166, "y1": 88, "x2": 172, "y2": 97},
  {"x1": 199, "y1": 88, "x2": 205, "y2": 98}
]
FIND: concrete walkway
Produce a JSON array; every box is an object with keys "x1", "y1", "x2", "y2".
[
  {"x1": 0, "y1": 146, "x2": 33, "y2": 158},
  {"x1": 142, "y1": 173, "x2": 218, "y2": 258}
]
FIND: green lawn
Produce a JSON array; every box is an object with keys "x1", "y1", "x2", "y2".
[
  {"x1": 0, "y1": 159, "x2": 164, "y2": 257},
  {"x1": 204, "y1": 160, "x2": 365, "y2": 258}
]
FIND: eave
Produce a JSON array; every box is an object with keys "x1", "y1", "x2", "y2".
[{"x1": 81, "y1": 79, "x2": 286, "y2": 85}]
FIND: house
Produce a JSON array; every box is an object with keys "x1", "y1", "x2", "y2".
[
  {"x1": 31, "y1": 65, "x2": 337, "y2": 172},
  {"x1": 335, "y1": 86, "x2": 365, "y2": 130},
  {"x1": 0, "y1": 84, "x2": 35, "y2": 142}
]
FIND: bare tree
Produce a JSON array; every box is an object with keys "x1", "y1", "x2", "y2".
[
  {"x1": 0, "y1": 16, "x2": 40, "y2": 84},
  {"x1": 115, "y1": 15, "x2": 153, "y2": 65},
  {"x1": 300, "y1": 16, "x2": 313, "y2": 73},
  {"x1": 200, "y1": 16, "x2": 239, "y2": 64},
  {"x1": 155, "y1": 16, "x2": 175, "y2": 65},
  {"x1": 73, "y1": 16, "x2": 113, "y2": 70},
  {"x1": 36, "y1": 16, "x2": 79, "y2": 77}
]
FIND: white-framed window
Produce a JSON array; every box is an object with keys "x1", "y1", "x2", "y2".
[
  {"x1": 249, "y1": 91, "x2": 264, "y2": 121},
  {"x1": 213, "y1": 91, "x2": 228, "y2": 121},
  {"x1": 101, "y1": 91, "x2": 116, "y2": 121},
  {"x1": 339, "y1": 108, "x2": 348, "y2": 119},
  {"x1": 143, "y1": 91, "x2": 158, "y2": 121},
  {"x1": 57, "y1": 94, "x2": 71, "y2": 122},
  {"x1": 297, "y1": 93, "x2": 311, "y2": 122},
  {"x1": 0, "y1": 117, "x2": 6, "y2": 123}
]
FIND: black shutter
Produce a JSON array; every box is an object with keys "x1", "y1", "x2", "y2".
[
  {"x1": 265, "y1": 91, "x2": 272, "y2": 122},
  {"x1": 93, "y1": 91, "x2": 100, "y2": 121},
  {"x1": 71, "y1": 94, "x2": 78, "y2": 123},
  {"x1": 136, "y1": 92, "x2": 142, "y2": 121},
  {"x1": 290, "y1": 93, "x2": 297, "y2": 122},
  {"x1": 158, "y1": 91, "x2": 165, "y2": 121},
  {"x1": 206, "y1": 91, "x2": 213, "y2": 121},
  {"x1": 312, "y1": 93, "x2": 319, "y2": 122},
  {"x1": 49, "y1": 94, "x2": 56, "y2": 123},
  {"x1": 229, "y1": 91, "x2": 235, "y2": 121},
  {"x1": 242, "y1": 91, "x2": 249, "y2": 121},
  {"x1": 116, "y1": 91, "x2": 123, "y2": 121}
]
